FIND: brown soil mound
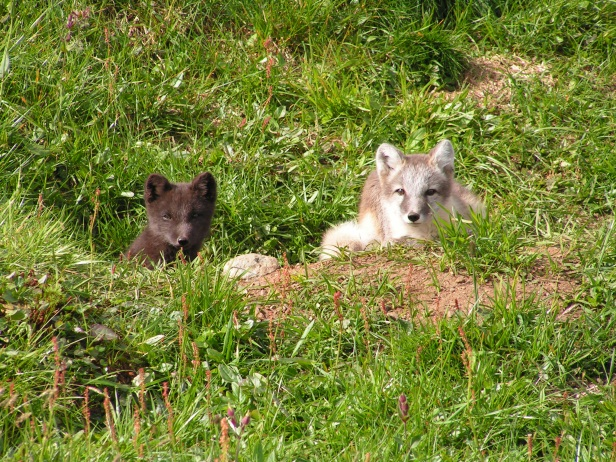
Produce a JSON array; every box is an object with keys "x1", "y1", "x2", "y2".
[
  {"x1": 239, "y1": 247, "x2": 580, "y2": 323},
  {"x1": 438, "y1": 54, "x2": 555, "y2": 110}
]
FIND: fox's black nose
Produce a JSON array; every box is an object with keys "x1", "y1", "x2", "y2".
[
  {"x1": 408, "y1": 213, "x2": 420, "y2": 223},
  {"x1": 177, "y1": 238, "x2": 189, "y2": 247}
]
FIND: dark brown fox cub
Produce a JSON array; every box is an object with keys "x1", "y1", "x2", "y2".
[{"x1": 126, "y1": 172, "x2": 217, "y2": 268}]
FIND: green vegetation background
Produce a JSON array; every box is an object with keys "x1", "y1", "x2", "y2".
[{"x1": 0, "y1": 0, "x2": 615, "y2": 459}]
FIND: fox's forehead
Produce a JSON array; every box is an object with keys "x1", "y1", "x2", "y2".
[
  {"x1": 387, "y1": 158, "x2": 447, "y2": 192},
  {"x1": 176, "y1": 188, "x2": 211, "y2": 212},
  {"x1": 150, "y1": 184, "x2": 209, "y2": 213}
]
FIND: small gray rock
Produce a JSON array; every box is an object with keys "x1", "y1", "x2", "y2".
[
  {"x1": 223, "y1": 253, "x2": 280, "y2": 280},
  {"x1": 90, "y1": 323, "x2": 119, "y2": 341}
]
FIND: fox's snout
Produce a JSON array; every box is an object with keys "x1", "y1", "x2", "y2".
[
  {"x1": 173, "y1": 223, "x2": 195, "y2": 248},
  {"x1": 407, "y1": 213, "x2": 421, "y2": 223},
  {"x1": 404, "y1": 211, "x2": 426, "y2": 224},
  {"x1": 401, "y1": 198, "x2": 431, "y2": 224}
]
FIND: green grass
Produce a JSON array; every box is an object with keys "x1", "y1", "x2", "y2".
[{"x1": 1, "y1": 0, "x2": 615, "y2": 459}]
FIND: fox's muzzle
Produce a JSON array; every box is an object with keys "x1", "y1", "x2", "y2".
[{"x1": 407, "y1": 213, "x2": 420, "y2": 223}]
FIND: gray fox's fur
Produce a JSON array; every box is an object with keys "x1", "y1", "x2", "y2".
[{"x1": 320, "y1": 140, "x2": 484, "y2": 259}]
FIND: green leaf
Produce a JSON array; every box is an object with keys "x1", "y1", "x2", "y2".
[
  {"x1": 0, "y1": 51, "x2": 9, "y2": 78},
  {"x1": 253, "y1": 441, "x2": 264, "y2": 462},
  {"x1": 206, "y1": 348, "x2": 224, "y2": 362},
  {"x1": 291, "y1": 320, "x2": 314, "y2": 357},
  {"x1": 218, "y1": 363, "x2": 241, "y2": 384},
  {"x1": 6, "y1": 308, "x2": 27, "y2": 321},
  {"x1": 143, "y1": 334, "x2": 165, "y2": 345},
  {"x1": 3, "y1": 290, "x2": 18, "y2": 303},
  {"x1": 172, "y1": 71, "x2": 184, "y2": 88}
]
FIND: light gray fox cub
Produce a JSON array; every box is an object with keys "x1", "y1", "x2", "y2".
[{"x1": 320, "y1": 140, "x2": 484, "y2": 260}]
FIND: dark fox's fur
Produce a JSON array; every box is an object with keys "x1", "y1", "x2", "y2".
[{"x1": 126, "y1": 172, "x2": 217, "y2": 268}]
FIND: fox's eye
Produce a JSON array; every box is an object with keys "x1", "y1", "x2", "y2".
[
  {"x1": 190, "y1": 212, "x2": 201, "y2": 219},
  {"x1": 162, "y1": 213, "x2": 171, "y2": 220},
  {"x1": 426, "y1": 189, "x2": 437, "y2": 196},
  {"x1": 394, "y1": 188, "x2": 405, "y2": 196}
]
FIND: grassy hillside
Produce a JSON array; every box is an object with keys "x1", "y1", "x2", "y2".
[{"x1": 1, "y1": 0, "x2": 615, "y2": 459}]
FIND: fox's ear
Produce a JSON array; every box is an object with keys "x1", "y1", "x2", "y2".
[
  {"x1": 376, "y1": 143, "x2": 405, "y2": 176},
  {"x1": 145, "y1": 174, "x2": 173, "y2": 203},
  {"x1": 191, "y1": 172, "x2": 217, "y2": 202},
  {"x1": 429, "y1": 140, "x2": 455, "y2": 175}
]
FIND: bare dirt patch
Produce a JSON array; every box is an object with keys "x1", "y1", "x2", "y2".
[
  {"x1": 439, "y1": 54, "x2": 555, "y2": 110},
  {"x1": 238, "y1": 247, "x2": 580, "y2": 323}
]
